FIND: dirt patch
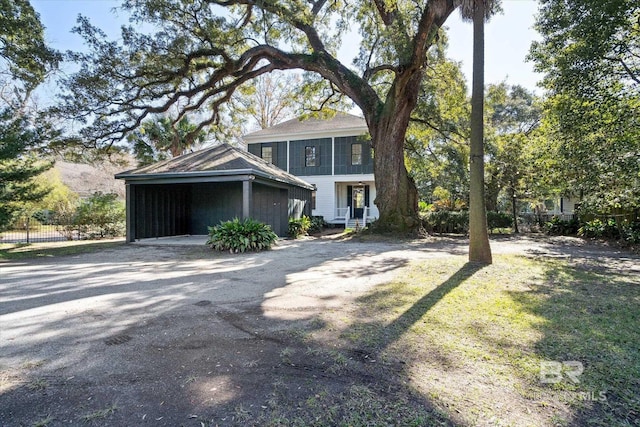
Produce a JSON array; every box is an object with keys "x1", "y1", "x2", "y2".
[{"x1": 1, "y1": 234, "x2": 637, "y2": 426}]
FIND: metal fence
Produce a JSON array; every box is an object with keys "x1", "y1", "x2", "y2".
[{"x1": 0, "y1": 215, "x2": 122, "y2": 243}]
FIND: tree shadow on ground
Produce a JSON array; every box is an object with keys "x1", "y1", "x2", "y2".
[
  {"x1": 0, "y1": 237, "x2": 472, "y2": 426},
  {"x1": 346, "y1": 262, "x2": 486, "y2": 352},
  {"x1": 507, "y1": 257, "x2": 640, "y2": 426}
]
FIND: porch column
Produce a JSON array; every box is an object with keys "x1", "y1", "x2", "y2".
[
  {"x1": 125, "y1": 183, "x2": 136, "y2": 242},
  {"x1": 242, "y1": 177, "x2": 254, "y2": 219}
]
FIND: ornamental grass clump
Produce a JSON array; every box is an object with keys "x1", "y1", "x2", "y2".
[{"x1": 207, "y1": 218, "x2": 277, "y2": 253}]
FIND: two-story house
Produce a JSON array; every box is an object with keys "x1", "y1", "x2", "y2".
[{"x1": 243, "y1": 113, "x2": 378, "y2": 227}]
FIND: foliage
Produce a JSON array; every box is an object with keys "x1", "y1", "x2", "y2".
[
  {"x1": 74, "y1": 192, "x2": 125, "y2": 239},
  {"x1": 621, "y1": 221, "x2": 640, "y2": 245},
  {"x1": 486, "y1": 211, "x2": 512, "y2": 231},
  {"x1": 207, "y1": 218, "x2": 277, "y2": 253},
  {"x1": 308, "y1": 216, "x2": 326, "y2": 235},
  {"x1": 54, "y1": 0, "x2": 496, "y2": 233},
  {"x1": 0, "y1": 0, "x2": 60, "y2": 231},
  {"x1": 0, "y1": 0, "x2": 60, "y2": 93},
  {"x1": 128, "y1": 116, "x2": 210, "y2": 166},
  {"x1": 0, "y1": 109, "x2": 54, "y2": 231},
  {"x1": 288, "y1": 215, "x2": 312, "y2": 239},
  {"x1": 418, "y1": 201, "x2": 433, "y2": 213},
  {"x1": 422, "y1": 210, "x2": 469, "y2": 234},
  {"x1": 544, "y1": 216, "x2": 580, "y2": 236},
  {"x1": 530, "y1": 0, "x2": 640, "y2": 212},
  {"x1": 406, "y1": 40, "x2": 471, "y2": 206}
]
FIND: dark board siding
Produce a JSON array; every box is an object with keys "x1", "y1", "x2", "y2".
[
  {"x1": 133, "y1": 184, "x2": 189, "y2": 239},
  {"x1": 189, "y1": 182, "x2": 243, "y2": 234},
  {"x1": 334, "y1": 136, "x2": 373, "y2": 175},
  {"x1": 289, "y1": 138, "x2": 332, "y2": 176},
  {"x1": 251, "y1": 183, "x2": 288, "y2": 236},
  {"x1": 288, "y1": 186, "x2": 312, "y2": 219},
  {"x1": 247, "y1": 142, "x2": 287, "y2": 170}
]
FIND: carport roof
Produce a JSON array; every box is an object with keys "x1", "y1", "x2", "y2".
[{"x1": 115, "y1": 143, "x2": 314, "y2": 189}]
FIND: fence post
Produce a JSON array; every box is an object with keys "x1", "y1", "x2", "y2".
[{"x1": 26, "y1": 216, "x2": 30, "y2": 243}]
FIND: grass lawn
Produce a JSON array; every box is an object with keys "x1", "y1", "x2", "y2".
[
  {"x1": 0, "y1": 238, "x2": 125, "y2": 261},
  {"x1": 316, "y1": 253, "x2": 639, "y2": 426}
]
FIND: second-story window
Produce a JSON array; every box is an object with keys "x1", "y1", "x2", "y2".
[
  {"x1": 305, "y1": 146, "x2": 317, "y2": 167},
  {"x1": 262, "y1": 146, "x2": 273, "y2": 164},
  {"x1": 351, "y1": 143, "x2": 362, "y2": 165}
]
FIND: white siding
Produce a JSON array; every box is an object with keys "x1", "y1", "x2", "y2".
[
  {"x1": 299, "y1": 174, "x2": 378, "y2": 222},
  {"x1": 298, "y1": 175, "x2": 337, "y2": 220}
]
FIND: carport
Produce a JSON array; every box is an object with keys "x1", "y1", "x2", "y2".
[{"x1": 115, "y1": 143, "x2": 314, "y2": 240}]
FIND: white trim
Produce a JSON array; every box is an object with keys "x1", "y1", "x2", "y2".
[{"x1": 244, "y1": 128, "x2": 368, "y2": 144}]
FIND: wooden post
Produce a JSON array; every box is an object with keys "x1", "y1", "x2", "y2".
[{"x1": 242, "y1": 177, "x2": 253, "y2": 219}]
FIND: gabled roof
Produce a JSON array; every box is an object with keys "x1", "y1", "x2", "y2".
[
  {"x1": 115, "y1": 143, "x2": 314, "y2": 189},
  {"x1": 243, "y1": 112, "x2": 367, "y2": 142}
]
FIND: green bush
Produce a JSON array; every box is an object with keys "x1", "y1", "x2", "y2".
[
  {"x1": 621, "y1": 221, "x2": 640, "y2": 244},
  {"x1": 422, "y1": 210, "x2": 469, "y2": 234},
  {"x1": 308, "y1": 216, "x2": 326, "y2": 234},
  {"x1": 74, "y1": 192, "x2": 125, "y2": 239},
  {"x1": 487, "y1": 211, "x2": 513, "y2": 231},
  {"x1": 578, "y1": 218, "x2": 621, "y2": 239},
  {"x1": 544, "y1": 216, "x2": 579, "y2": 235},
  {"x1": 207, "y1": 218, "x2": 277, "y2": 253},
  {"x1": 288, "y1": 215, "x2": 312, "y2": 238}
]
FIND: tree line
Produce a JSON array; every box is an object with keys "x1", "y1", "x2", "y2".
[{"x1": 1, "y1": 0, "x2": 638, "y2": 259}]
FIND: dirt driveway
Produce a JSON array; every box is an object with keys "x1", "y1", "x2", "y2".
[{"x1": 1, "y1": 235, "x2": 638, "y2": 426}]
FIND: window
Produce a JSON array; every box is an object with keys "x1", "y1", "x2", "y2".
[
  {"x1": 351, "y1": 143, "x2": 362, "y2": 165},
  {"x1": 311, "y1": 190, "x2": 316, "y2": 210},
  {"x1": 261, "y1": 145, "x2": 273, "y2": 164},
  {"x1": 305, "y1": 146, "x2": 317, "y2": 167}
]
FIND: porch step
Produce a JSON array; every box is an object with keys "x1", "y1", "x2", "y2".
[{"x1": 346, "y1": 218, "x2": 366, "y2": 229}]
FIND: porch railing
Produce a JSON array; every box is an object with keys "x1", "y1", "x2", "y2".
[{"x1": 335, "y1": 207, "x2": 349, "y2": 219}]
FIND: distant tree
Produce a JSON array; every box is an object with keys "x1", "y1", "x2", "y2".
[
  {"x1": 530, "y1": 0, "x2": 640, "y2": 212},
  {"x1": 128, "y1": 116, "x2": 209, "y2": 166},
  {"x1": 484, "y1": 83, "x2": 542, "y2": 231},
  {"x1": 0, "y1": 0, "x2": 60, "y2": 230},
  {"x1": 405, "y1": 35, "x2": 471, "y2": 207}
]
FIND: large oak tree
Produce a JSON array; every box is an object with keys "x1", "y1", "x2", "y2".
[{"x1": 56, "y1": 0, "x2": 502, "y2": 235}]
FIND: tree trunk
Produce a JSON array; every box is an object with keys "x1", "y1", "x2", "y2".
[
  {"x1": 468, "y1": 1, "x2": 492, "y2": 263},
  {"x1": 511, "y1": 187, "x2": 519, "y2": 234},
  {"x1": 367, "y1": 77, "x2": 422, "y2": 234}
]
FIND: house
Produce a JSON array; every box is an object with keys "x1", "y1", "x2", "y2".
[
  {"x1": 243, "y1": 113, "x2": 378, "y2": 227},
  {"x1": 115, "y1": 143, "x2": 314, "y2": 240}
]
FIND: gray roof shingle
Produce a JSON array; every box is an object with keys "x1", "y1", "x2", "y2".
[
  {"x1": 115, "y1": 143, "x2": 313, "y2": 189},
  {"x1": 243, "y1": 113, "x2": 367, "y2": 140}
]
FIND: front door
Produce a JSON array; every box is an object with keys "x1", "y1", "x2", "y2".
[{"x1": 352, "y1": 186, "x2": 365, "y2": 218}]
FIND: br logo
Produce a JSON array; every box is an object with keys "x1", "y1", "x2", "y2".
[{"x1": 540, "y1": 361, "x2": 584, "y2": 384}]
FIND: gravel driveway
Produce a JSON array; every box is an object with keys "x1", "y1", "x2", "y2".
[{"x1": 1, "y1": 234, "x2": 637, "y2": 426}]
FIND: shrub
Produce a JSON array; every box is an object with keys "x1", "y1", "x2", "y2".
[
  {"x1": 544, "y1": 216, "x2": 579, "y2": 235},
  {"x1": 74, "y1": 192, "x2": 125, "y2": 239},
  {"x1": 487, "y1": 211, "x2": 513, "y2": 231},
  {"x1": 288, "y1": 215, "x2": 311, "y2": 238},
  {"x1": 308, "y1": 216, "x2": 326, "y2": 234},
  {"x1": 207, "y1": 218, "x2": 277, "y2": 253},
  {"x1": 418, "y1": 201, "x2": 432, "y2": 213},
  {"x1": 621, "y1": 221, "x2": 640, "y2": 244},
  {"x1": 578, "y1": 218, "x2": 621, "y2": 239},
  {"x1": 422, "y1": 210, "x2": 469, "y2": 234}
]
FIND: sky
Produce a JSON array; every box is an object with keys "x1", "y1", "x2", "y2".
[{"x1": 31, "y1": 0, "x2": 543, "y2": 102}]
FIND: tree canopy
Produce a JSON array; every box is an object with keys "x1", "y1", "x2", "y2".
[
  {"x1": 530, "y1": 0, "x2": 640, "y2": 212},
  {"x1": 55, "y1": 0, "x2": 497, "y2": 234},
  {"x1": 0, "y1": 0, "x2": 59, "y2": 230}
]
